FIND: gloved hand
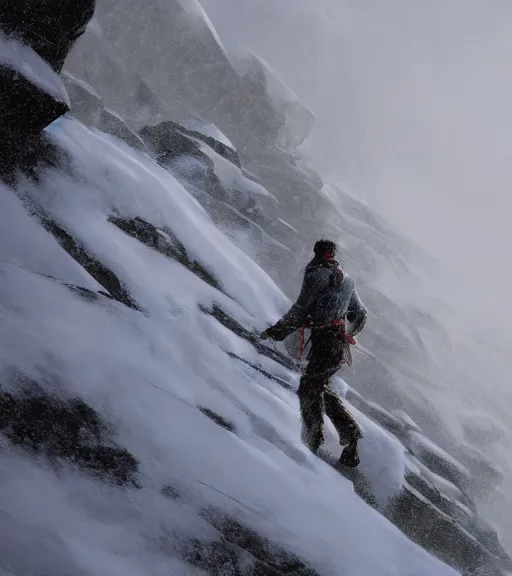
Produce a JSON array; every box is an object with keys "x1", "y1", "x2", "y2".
[{"x1": 260, "y1": 325, "x2": 289, "y2": 341}]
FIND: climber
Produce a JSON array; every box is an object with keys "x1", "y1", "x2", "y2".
[{"x1": 261, "y1": 239, "x2": 367, "y2": 467}]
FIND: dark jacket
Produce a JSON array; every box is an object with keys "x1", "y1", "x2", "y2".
[{"x1": 270, "y1": 258, "x2": 367, "y2": 340}]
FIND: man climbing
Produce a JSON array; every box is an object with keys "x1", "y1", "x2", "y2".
[{"x1": 261, "y1": 240, "x2": 367, "y2": 467}]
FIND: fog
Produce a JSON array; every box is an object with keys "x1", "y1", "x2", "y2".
[
  {"x1": 201, "y1": 0, "x2": 512, "y2": 327},
  {"x1": 200, "y1": 0, "x2": 512, "y2": 549}
]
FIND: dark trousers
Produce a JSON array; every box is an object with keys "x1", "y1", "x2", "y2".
[{"x1": 298, "y1": 327, "x2": 361, "y2": 452}]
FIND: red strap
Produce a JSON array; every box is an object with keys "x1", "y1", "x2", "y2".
[
  {"x1": 344, "y1": 334, "x2": 357, "y2": 346},
  {"x1": 298, "y1": 326, "x2": 306, "y2": 361},
  {"x1": 298, "y1": 318, "x2": 355, "y2": 362},
  {"x1": 330, "y1": 319, "x2": 356, "y2": 345}
]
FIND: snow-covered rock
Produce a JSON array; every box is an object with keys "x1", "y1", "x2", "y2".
[
  {"x1": 0, "y1": 33, "x2": 69, "y2": 151},
  {"x1": 61, "y1": 71, "x2": 103, "y2": 126},
  {"x1": 408, "y1": 431, "x2": 471, "y2": 490},
  {"x1": 230, "y1": 45, "x2": 315, "y2": 149},
  {"x1": 1, "y1": 0, "x2": 510, "y2": 573},
  {"x1": 0, "y1": 118, "x2": 461, "y2": 576}
]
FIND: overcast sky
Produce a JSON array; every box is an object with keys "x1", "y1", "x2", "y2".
[{"x1": 201, "y1": 0, "x2": 512, "y2": 327}]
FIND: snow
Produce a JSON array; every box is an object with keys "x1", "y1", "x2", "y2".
[
  {"x1": 0, "y1": 117, "x2": 459, "y2": 576},
  {"x1": 277, "y1": 217, "x2": 299, "y2": 234},
  {"x1": 37, "y1": 118, "x2": 283, "y2": 321},
  {"x1": 393, "y1": 409, "x2": 422, "y2": 432},
  {"x1": 406, "y1": 454, "x2": 465, "y2": 505},
  {"x1": 165, "y1": 141, "x2": 292, "y2": 283},
  {"x1": 198, "y1": 141, "x2": 278, "y2": 203},
  {"x1": 177, "y1": 0, "x2": 229, "y2": 58},
  {"x1": 62, "y1": 71, "x2": 102, "y2": 102},
  {"x1": 180, "y1": 118, "x2": 235, "y2": 149},
  {"x1": 409, "y1": 431, "x2": 471, "y2": 479},
  {"x1": 322, "y1": 397, "x2": 407, "y2": 507},
  {"x1": 0, "y1": 32, "x2": 69, "y2": 106}
]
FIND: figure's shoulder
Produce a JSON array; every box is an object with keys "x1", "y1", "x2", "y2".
[{"x1": 305, "y1": 260, "x2": 334, "y2": 277}]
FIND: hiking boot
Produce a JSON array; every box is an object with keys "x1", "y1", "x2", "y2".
[
  {"x1": 338, "y1": 443, "x2": 360, "y2": 468},
  {"x1": 301, "y1": 422, "x2": 324, "y2": 454}
]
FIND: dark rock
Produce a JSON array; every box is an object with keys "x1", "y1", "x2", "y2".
[
  {"x1": 404, "y1": 468, "x2": 472, "y2": 525},
  {"x1": 0, "y1": 60, "x2": 69, "y2": 137},
  {"x1": 161, "y1": 485, "x2": 180, "y2": 500},
  {"x1": 173, "y1": 155, "x2": 234, "y2": 207},
  {"x1": 140, "y1": 119, "x2": 241, "y2": 168},
  {"x1": 140, "y1": 121, "x2": 297, "y2": 265},
  {"x1": 318, "y1": 449, "x2": 380, "y2": 509},
  {"x1": 0, "y1": 377, "x2": 139, "y2": 486},
  {"x1": 76, "y1": 445, "x2": 139, "y2": 487},
  {"x1": 240, "y1": 147, "x2": 323, "y2": 230},
  {"x1": 392, "y1": 410, "x2": 421, "y2": 432},
  {"x1": 108, "y1": 215, "x2": 221, "y2": 291},
  {"x1": 320, "y1": 421, "x2": 510, "y2": 575},
  {"x1": 0, "y1": 42, "x2": 70, "y2": 181},
  {"x1": 180, "y1": 537, "x2": 250, "y2": 576},
  {"x1": 0, "y1": 0, "x2": 96, "y2": 73},
  {"x1": 406, "y1": 431, "x2": 470, "y2": 492},
  {"x1": 99, "y1": 108, "x2": 149, "y2": 152},
  {"x1": 345, "y1": 387, "x2": 406, "y2": 439},
  {"x1": 181, "y1": 185, "x2": 297, "y2": 289},
  {"x1": 62, "y1": 71, "x2": 103, "y2": 126},
  {"x1": 139, "y1": 120, "x2": 205, "y2": 163},
  {"x1": 199, "y1": 304, "x2": 298, "y2": 372},
  {"x1": 387, "y1": 482, "x2": 505, "y2": 575},
  {"x1": 227, "y1": 353, "x2": 293, "y2": 391},
  {"x1": 459, "y1": 444, "x2": 503, "y2": 497},
  {"x1": 181, "y1": 509, "x2": 320, "y2": 576},
  {"x1": 468, "y1": 517, "x2": 512, "y2": 567},
  {"x1": 63, "y1": 282, "x2": 115, "y2": 304},
  {"x1": 180, "y1": 124, "x2": 241, "y2": 168},
  {"x1": 21, "y1": 133, "x2": 76, "y2": 183},
  {"x1": 41, "y1": 218, "x2": 140, "y2": 310},
  {"x1": 133, "y1": 76, "x2": 163, "y2": 124},
  {"x1": 199, "y1": 407, "x2": 236, "y2": 433},
  {"x1": 230, "y1": 47, "x2": 314, "y2": 151},
  {"x1": 1, "y1": 131, "x2": 72, "y2": 187}
]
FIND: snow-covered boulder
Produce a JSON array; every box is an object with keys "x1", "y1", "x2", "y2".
[
  {"x1": 62, "y1": 71, "x2": 103, "y2": 126},
  {"x1": 0, "y1": 117, "x2": 463, "y2": 576},
  {"x1": 0, "y1": 33, "x2": 70, "y2": 137},
  {"x1": 230, "y1": 45, "x2": 315, "y2": 149},
  {"x1": 99, "y1": 109, "x2": 149, "y2": 152}
]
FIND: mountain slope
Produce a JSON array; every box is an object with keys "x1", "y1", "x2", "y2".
[
  {"x1": 1, "y1": 1, "x2": 510, "y2": 575},
  {"x1": 0, "y1": 118, "x2": 461, "y2": 576}
]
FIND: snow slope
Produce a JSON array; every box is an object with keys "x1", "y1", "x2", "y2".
[
  {"x1": 0, "y1": 118, "x2": 458, "y2": 576},
  {"x1": 1, "y1": 2, "x2": 511, "y2": 575}
]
